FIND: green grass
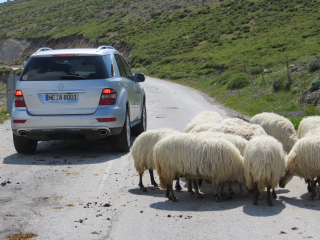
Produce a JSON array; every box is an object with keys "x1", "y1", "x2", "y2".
[
  {"x1": 0, "y1": 109, "x2": 10, "y2": 124},
  {"x1": 1, "y1": 0, "x2": 320, "y2": 126}
]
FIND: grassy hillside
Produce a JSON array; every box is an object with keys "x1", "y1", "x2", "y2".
[{"x1": 1, "y1": 0, "x2": 320, "y2": 126}]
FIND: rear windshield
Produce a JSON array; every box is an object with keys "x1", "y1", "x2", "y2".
[{"x1": 20, "y1": 55, "x2": 111, "y2": 81}]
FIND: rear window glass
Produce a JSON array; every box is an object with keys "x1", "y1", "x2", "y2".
[{"x1": 20, "y1": 56, "x2": 111, "y2": 81}]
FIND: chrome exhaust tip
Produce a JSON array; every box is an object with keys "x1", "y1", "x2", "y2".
[
  {"x1": 18, "y1": 130, "x2": 27, "y2": 136},
  {"x1": 98, "y1": 129, "x2": 108, "y2": 135}
]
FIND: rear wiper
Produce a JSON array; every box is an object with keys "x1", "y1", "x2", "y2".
[{"x1": 59, "y1": 75, "x2": 86, "y2": 79}]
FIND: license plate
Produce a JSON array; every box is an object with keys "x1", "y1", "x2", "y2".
[{"x1": 45, "y1": 94, "x2": 78, "y2": 102}]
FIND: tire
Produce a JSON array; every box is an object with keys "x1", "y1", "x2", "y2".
[
  {"x1": 110, "y1": 110, "x2": 131, "y2": 152},
  {"x1": 132, "y1": 103, "x2": 147, "y2": 136},
  {"x1": 13, "y1": 133, "x2": 38, "y2": 154}
]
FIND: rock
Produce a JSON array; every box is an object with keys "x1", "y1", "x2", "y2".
[
  {"x1": 300, "y1": 89, "x2": 320, "y2": 105},
  {"x1": 300, "y1": 88, "x2": 309, "y2": 103}
]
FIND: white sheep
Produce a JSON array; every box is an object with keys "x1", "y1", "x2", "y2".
[
  {"x1": 131, "y1": 128, "x2": 180, "y2": 192},
  {"x1": 250, "y1": 112, "x2": 298, "y2": 153},
  {"x1": 297, "y1": 116, "x2": 320, "y2": 139},
  {"x1": 196, "y1": 131, "x2": 248, "y2": 197},
  {"x1": 279, "y1": 135, "x2": 320, "y2": 201},
  {"x1": 244, "y1": 135, "x2": 286, "y2": 206},
  {"x1": 153, "y1": 133, "x2": 244, "y2": 202},
  {"x1": 184, "y1": 111, "x2": 222, "y2": 133},
  {"x1": 190, "y1": 123, "x2": 266, "y2": 141},
  {"x1": 221, "y1": 118, "x2": 267, "y2": 136}
]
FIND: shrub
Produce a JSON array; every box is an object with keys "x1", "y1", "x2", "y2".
[
  {"x1": 248, "y1": 67, "x2": 262, "y2": 75},
  {"x1": 308, "y1": 77, "x2": 320, "y2": 92},
  {"x1": 217, "y1": 71, "x2": 236, "y2": 85},
  {"x1": 226, "y1": 73, "x2": 251, "y2": 90},
  {"x1": 307, "y1": 58, "x2": 320, "y2": 72},
  {"x1": 291, "y1": 87, "x2": 301, "y2": 95},
  {"x1": 170, "y1": 73, "x2": 187, "y2": 80}
]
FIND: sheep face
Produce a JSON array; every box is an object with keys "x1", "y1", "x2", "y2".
[{"x1": 279, "y1": 171, "x2": 294, "y2": 188}]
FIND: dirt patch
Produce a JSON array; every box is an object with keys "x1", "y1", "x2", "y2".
[
  {"x1": 39, "y1": 196, "x2": 63, "y2": 201},
  {"x1": 5, "y1": 232, "x2": 38, "y2": 240}
]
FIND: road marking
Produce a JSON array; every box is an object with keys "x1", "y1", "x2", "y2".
[{"x1": 98, "y1": 160, "x2": 114, "y2": 194}]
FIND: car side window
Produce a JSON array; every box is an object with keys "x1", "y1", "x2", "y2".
[
  {"x1": 103, "y1": 55, "x2": 114, "y2": 78},
  {"x1": 120, "y1": 56, "x2": 132, "y2": 79},
  {"x1": 115, "y1": 54, "x2": 126, "y2": 78}
]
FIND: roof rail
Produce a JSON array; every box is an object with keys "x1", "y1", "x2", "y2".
[
  {"x1": 34, "y1": 47, "x2": 53, "y2": 54},
  {"x1": 96, "y1": 46, "x2": 115, "y2": 52}
]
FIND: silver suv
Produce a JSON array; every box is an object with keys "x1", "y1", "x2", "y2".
[{"x1": 11, "y1": 46, "x2": 146, "y2": 153}]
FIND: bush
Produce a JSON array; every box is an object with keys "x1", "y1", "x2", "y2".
[
  {"x1": 307, "y1": 58, "x2": 320, "y2": 72},
  {"x1": 226, "y1": 73, "x2": 251, "y2": 90},
  {"x1": 217, "y1": 71, "x2": 236, "y2": 85},
  {"x1": 248, "y1": 67, "x2": 262, "y2": 75},
  {"x1": 291, "y1": 87, "x2": 301, "y2": 95},
  {"x1": 308, "y1": 77, "x2": 320, "y2": 92}
]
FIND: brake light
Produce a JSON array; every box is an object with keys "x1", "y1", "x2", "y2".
[
  {"x1": 13, "y1": 120, "x2": 27, "y2": 123},
  {"x1": 99, "y1": 88, "x2": 117, "y2": 105},
  {"x1": 15, "y1": 90, "x2": 26, "y2": 107},
  {"x1": 52, "y1": 54, "x2": 75, "y2": 57},
  {"x1": 97, "y1": 118, "x2": 117, "y2": 122}
]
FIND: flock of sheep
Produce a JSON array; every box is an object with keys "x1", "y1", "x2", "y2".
[{"x1": 131, "y1": 111, "x2": 320, "y2": 206}]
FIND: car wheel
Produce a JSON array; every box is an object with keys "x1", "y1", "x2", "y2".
[
  {"x1": 110, "y1": 110, "x2": 131, "y2": 152},
  {"x1": 132, "y1": 103, "x2": 147, "y2": 136},
  {"x1": 13, "y1": 133, "x2": 38, "y2": 154}
]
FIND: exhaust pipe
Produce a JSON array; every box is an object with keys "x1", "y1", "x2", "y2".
[
  {"x1": 18, "y1": 130, "x2": 27, "y2": 136},
  {"x1": 98, "y1": 129, "x2": 108, "y2": 135}
]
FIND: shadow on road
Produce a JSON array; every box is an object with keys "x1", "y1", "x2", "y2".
[
  {"x1": 3, "y1": 137, "x2": 128, "y2": 166},
  {"x1": 279, "y1": 194, "x2": 320, "y2": 212}
]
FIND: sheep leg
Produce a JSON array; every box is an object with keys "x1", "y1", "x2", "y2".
[
  {"x1": 308, "y1": 178, "x2": 316, "y2": 201},
  {"x1": 148, "y1": 169, "x2": 158, "y2": 188},
  {"x1": 306, "y1": 179, "x2": 312, "y2": 192},
  {"x1": 253, "y1": 183, "x2": 259, "y2": 205},
  {"x1": 221, "y1": 183, "x2": 231, "y2": 200},
  {"x1": 175, "y1": 178, "x2": 182, "y2": 192},
  {"x1": 228, "y1": 182, "x2": 235, "y2": 195},
  {"x1": 198, "y1": 179, "x2": 203, "y2": 187},
  {"x1": 186, "y1": 179, "x2": 195, "y2": 195},
  {"x1": 213, "y1": 184, "x2": 221, "y2": 202},
  {"x1": 139, "y1": 174, "x2": 147, "y2": 192},
  {"x1": 239, "y1": 183, "x2": 247, "y2": 198},
  {"x1": 272, "y1": 188, "x2": 277, "y2": 199},
  {"x1": 267, "y1": 186, "x2": 273, "y2": 206},
  {"x1": 192, "y1": 180, "x2": 202, "y2": 199},
  {"x1": 167, "y1": 183, "x2": 178, "y2": 202}
]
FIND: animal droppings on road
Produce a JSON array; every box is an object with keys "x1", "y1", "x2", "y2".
[
  {"x1": 280, "y1": 231, "x2": 287, "y2": 234},
  {"x1": 292, "y1": 227, "x2": 299, "y2": 230}
]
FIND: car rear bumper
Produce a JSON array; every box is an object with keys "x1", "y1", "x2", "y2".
[{"x1": 11, "y1": 106, "x2": 125, "y2": 141}]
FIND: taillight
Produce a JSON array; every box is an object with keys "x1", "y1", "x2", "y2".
[
  {"x1": 13, "y1": 120, "x2": 27, "y2": 123},
  {"x1": 97, "y1": 118, "x2": 117, "y2": 122},
  {"x1": 15, "y1": 90, "x2": 26, "y2": 107},
  {"x1": 52, "y1": 54, "x2": 75, "y2": 57},
  {"x1": 99, "y1": 88, "x2": 117, "y2": 105}
]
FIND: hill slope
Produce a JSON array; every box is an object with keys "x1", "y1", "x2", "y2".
[{"x1": 0, "y1": 0, "x2": 320, "y2": 78}]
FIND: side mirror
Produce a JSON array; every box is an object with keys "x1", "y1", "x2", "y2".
[{"x1": 134, "y1": 73, "x2": 145, "y2": 82}]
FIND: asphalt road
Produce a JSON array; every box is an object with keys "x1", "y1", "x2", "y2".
[{"x1": 0, "y1": 76, "x2": 319, "y2": 240}]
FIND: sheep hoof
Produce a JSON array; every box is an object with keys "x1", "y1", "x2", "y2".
[
  {"x1": 175, "y1": 185, "x2": 182, "y2": 192},
  {"x1": 248, "y1": 189, "x2": 254, "y2": 194},
  {"x1": 196, "y1": 194, "x2": 202, "y2": 199},
  {"x1": 308, "y1": 196, "x2": 315, "y2": 201},
  {"x1": 267, "y1": 201, "x2": 273, "y2": 206},
  {"x1": 214, "y1": 194, "x2": 221, "y2": 202},
  {"x1": 152, "y1": 182, "x2": 159, "y2": 188},
  {"x1": 228, "y1": 190, "x2": 235, "y2": 195},
  {"x1": 189, "y1": 191, "x2": 195, "y2": 195},
  {"x1": 169, "y1": 196, "x2": 178, "y2": 202},
  {"x1": 241, "y1": 193, "x2": 247, "y2": 198},
  {"x1": 272, "y1": 193, "x2": 277, "y2": 199},
  {"x1": 253, "y1": 199, "x2": 258, "y2": 205},
  {"x1": 221, "y1": 193, "x2": 229, "y2": 201}
]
